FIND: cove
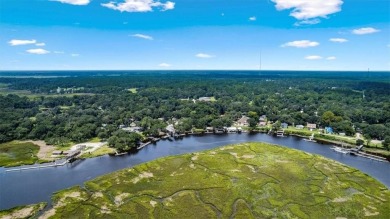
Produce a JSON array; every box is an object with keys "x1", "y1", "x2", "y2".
[{"x1": 0, "y1": 133, "x2": 389, "y2": 210}]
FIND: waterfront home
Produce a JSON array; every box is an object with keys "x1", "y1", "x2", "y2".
[
  {"x1": 206, "y1": 127, "x2": 214, "y2": 133},
  {"x1": 166, "y1": 124, "x2": 175, "y2": 134},
  {"x1": 259, "y1": 115, "x2": 267, "y2": 122},
  {"x1": 227, "y1": 127, "x2": 238, "y2": 133},
  {"x1": 307, "y1": 123, "x2": 317, "y2": 130},
  {"x1": 236, "y1": 116, "x2": 250, "y2": 126},
  {"x1": 296, "y1": 125, "x2": 304, "y2": 129},
  {"x1": 259, "y1": 121, "x2": 267, "y2": 126},
  {"x1": 281, "y1": 123, "x2": 288, "y2": 129},
  {"x1": 325, "y1": 127, "x2": 333, "y2": 134}
]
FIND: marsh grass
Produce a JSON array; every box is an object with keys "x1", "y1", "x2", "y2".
[
  {"x1": 0, "y1": 141, "x2": 40, "y2": 167},
  {"x1": 28, "y1": 142, "x2": 390, "y2": 218}
]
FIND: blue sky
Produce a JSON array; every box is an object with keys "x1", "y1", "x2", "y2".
[{"x1": 0, "y1": 0, "x2": 389, "y2": 71}]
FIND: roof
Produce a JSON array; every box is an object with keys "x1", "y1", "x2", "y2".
[{"x1": 237, "y1": 116, "x2": 249, "y2": 124}]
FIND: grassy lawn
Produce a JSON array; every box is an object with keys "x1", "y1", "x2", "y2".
[
  {"x1": 128, "y1": 88, "x2": 137, "y2": 93},
  {"x1": 0, "y1": 141, "x2": 40, "y2": 167},
  {"x1": 80, "y1": 145, "x2": 115, "y2": 159},
  {"x1": 34, "y1": 142, "x2": 389, "y2": 218}
]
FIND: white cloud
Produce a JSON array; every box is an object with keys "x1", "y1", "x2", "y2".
[
  {"x1": 35, "y1": 43, "x2": 46, "y2": 46},
  {"x1": 329, "y1": 38, "x2": 348, "y2": 43},
  {"x1": 53, "y1": 0, "x2": 90, "y2": 5},
  {"x1": 8, "y1": 39, "x2": 37, "y2": 46},
  {"x1": 249, "y1": 16, "x2": 256, "y2": 21},
  {"x1": 26, "y1": 48, "x2": 50, "y2": 55},
  {"x1": 271, "y1": 0, "x2": 343, "y2": 25},
  {"x1": 295, "y1": 19, "x2": 320, "y2": 26},
  {"x1": 131, "y1": 34, "x2": 153, "y2": 40},
  {"x1": 281, "y1": 40, "x2": 319, "y2": 48},
  {"x1": 196, "y1": 53, "x2": 214, "y2": 58},
  {"x1": 54, "y1": 51, "x2": 65, "y2": 54},
  {"x1": 326, "y1": 56, "x2": 336, "y2": 60},
  {"x1": 159, "y1": 63, "x2": 171, "y2": 67},
  {"x1": 101, "y1": 0, "x2": 175, "y2": 12},
  {"x1": 352, "y1": 27, "x2": 380, "y2": 35},
  {"x1": 305, "y1": 55, "x2": 322, "y2": 60},
  {"x1": 71, "y1": 53, "x2": 80, "y2": 57}
]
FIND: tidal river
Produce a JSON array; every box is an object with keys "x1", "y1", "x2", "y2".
[{"x1": 0, "y1": 133, "x2": 389, "y2": 210}]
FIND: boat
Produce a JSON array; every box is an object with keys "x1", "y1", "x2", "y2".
[
  {"x1": 331, "y1": 146, "x2": 350, "y2": 154},
  {"x1": 276, "y1": 130, "x2": 285, "y2": 137}
]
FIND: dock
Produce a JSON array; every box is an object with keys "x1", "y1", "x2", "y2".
[
  {"x1": 5, "y1": 160, "x2": 68, "y2": 172},
  {"x1": 137, "y1": 141, "x2": 151, "y2": 150}
]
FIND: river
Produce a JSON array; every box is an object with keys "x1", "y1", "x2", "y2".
[{"x1": 0, "y1": 133, "x2": 389, "y2": 210}]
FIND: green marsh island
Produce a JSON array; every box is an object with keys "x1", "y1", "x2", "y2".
[{"x1": 32, "y1": 142, "x2": 389, "y2": 219}]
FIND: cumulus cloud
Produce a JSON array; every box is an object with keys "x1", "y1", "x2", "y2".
[
  {"x1": 53, "y1": 0, "x2": 90, "y2": 5},
  {"x1": 159, "y1": 63, "x2": 171, "y2": 67},
  {"x1": 8, "y1": 39, "x2": 37, "y2": 46},
  {"x1": 101, "y1": 0, "x2": 175, "y2": 12},
  {"x1": 35, "y1": 43, "x2": 46, "y2": 46},
  {"x1": 352, "y1": 27, "x2": 380, "y2": 35},
  {"x1": 326, "y1": 56, "x2": 336, "y2": 60},
  {"x1": 329, "y1": 38, "x2": 348, "y2": 43},
  {"x1": 305, "y1": 55, "x2": 322, "y2": 60},
  {"x1": 131, "y1": 34, "x2": 153, "y2": 40},
  {"x1": 249, "y1": 16, "x2": 256, "y2": 21},
  {"x1": 281, "y1": 40, "x2": 319, "y2": 48},
  {"x1": 26, "y1": 48, "x2": 50, "y2": 55},
  {"x1": 271, "y1": 0, "x2": 343, "y2": 25},
  {"x1": 196, "y1": 53, "x2": 214, "y2": 58}
]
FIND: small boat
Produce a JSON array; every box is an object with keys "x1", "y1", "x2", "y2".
[{"x1": 331, "y1": 144, "x2": 350, "y2": 154}]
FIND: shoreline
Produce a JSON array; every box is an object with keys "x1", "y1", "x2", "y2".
[{"x1": 1, "y1": 132, "x2": 389, "y2": 170}]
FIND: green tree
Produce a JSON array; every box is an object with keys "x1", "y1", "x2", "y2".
[
  {"x1": 356, "y1": 139, "x2": 364, "y2": 146},
  {"x1": 383, "y1": 137, "x2": 390, "y2": 151}
]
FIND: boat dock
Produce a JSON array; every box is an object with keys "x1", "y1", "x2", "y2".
[
  {"x1": 137, "y1": 141, "x2": 151, "y2": 150},
  {"x1": 5, "y1": 160, "x2": 68, "y2": 172}
]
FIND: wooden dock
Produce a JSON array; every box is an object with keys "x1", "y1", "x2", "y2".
[
  {"x1": 5, "y1": 160, "x2": 68, "y2": 172},
  {"x1": 137, "y1": 141, "x2": 151, "y2": 150}
]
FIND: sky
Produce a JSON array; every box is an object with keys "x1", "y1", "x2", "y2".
[{"x1": 0, "y1": 0, "x2": 389, "y2": 71}]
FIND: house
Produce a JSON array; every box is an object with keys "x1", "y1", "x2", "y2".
[
  {"x1": 307, "y1": 123, "x2": 317, "y2": 130},
  {"x1": 325, "y1": 127, "x2": 333, "y2": 134},
  {"x1": 130, "y1": 122, "x2": 137, "y2": 127},
  {"x1": 259, "y1": 115, "x2": 267, "y2": 122},
  {"x1": 166, "y1": 124, "x2": 175, "y2": 134},
  {"x1": 198, "y1": 97, "x2": 212, "y2": 102},
  {"x1": 236, "y1": 116, "x2": 250, "y2": 126},
  {"x1": 259, "y1": 121, "x2": 267, "y2": 126},
  {"x1": 296, "y1": 125, "x2": 304, "y2": 129},
  {"x1": 226, "y1": 127, "x2": 238, "y2": 133},
  {"x1": 206, "y1": 127, "x2": 214, "y2": 133},
  {"x1": 122, "y1": 126, "x2": 143, "y2": 133},
  {"x1": 281, "y1": 123, "x2": 288, "y2": 129}
]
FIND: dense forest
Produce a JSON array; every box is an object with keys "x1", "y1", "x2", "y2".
[{"x1": 0, "y1": 71, "x2": 389, "y2": 151}]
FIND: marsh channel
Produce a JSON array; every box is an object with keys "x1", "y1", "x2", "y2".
[{"x1": 1, "y1": 133, "x2": 389, "y2": 210}]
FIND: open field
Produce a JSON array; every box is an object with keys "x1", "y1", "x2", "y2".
[
  {"x1": 0, "y1": 141, "x2": 41, "y2": 167},
  {"x1": 128, "y1": 88, "x2": 137, "y2": 93},
  {"x1": 35, "y1": 142, "x2": 389, "y2": 218}
]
